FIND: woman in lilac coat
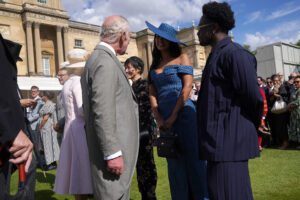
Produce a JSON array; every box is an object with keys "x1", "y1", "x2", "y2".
[{"x1": 54, "y1": 49, "x2": 92, "y2": 200}]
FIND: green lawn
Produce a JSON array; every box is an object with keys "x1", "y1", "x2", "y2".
[{"x1": 10, "y1": 148, "x2": 300, "y2": 200}]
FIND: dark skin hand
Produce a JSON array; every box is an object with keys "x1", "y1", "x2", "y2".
[
  {"x1": 53, "y1": 124, "x2": 63, "y2": 132},
  {"x1": 38, "y1": 114, "x2": 50, "y2": 132},
  {"x1": 163, "y1": 73, "x2": 193, "y2": 130}
]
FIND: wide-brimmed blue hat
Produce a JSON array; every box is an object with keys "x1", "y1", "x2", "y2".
[{"x1": 145, "y1": 21, "x2": 186, "y2": 46}]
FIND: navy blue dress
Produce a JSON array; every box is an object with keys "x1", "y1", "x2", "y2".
[{"x1": 150, "y1": 65, "x2": 208, "y2": 200}]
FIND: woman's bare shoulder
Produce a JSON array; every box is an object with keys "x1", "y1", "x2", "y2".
[{"x1": 179, "y1": 53, "x2": 191, "y2": 66}]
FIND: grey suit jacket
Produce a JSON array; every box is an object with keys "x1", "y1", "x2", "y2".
[
  {"x1": 55, "y1": 91, "x2": 65, "y2": 131},
  {"x1": 27, "y1": 96, "x2": 44, "y2": 131},
  {"x1": 55, "y1": 91, "x2": 65, "y2": 146},
  {"x1": 81, "y1": 45, "x2": 139, "y2": 200}
]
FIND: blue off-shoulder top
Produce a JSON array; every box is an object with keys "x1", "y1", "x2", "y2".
[{"x1": 150, "y1": 65, "x2": 194, "y2": 119}]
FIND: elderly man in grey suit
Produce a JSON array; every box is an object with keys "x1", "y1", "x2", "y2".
[
  {"x1": 81, "y1": 15, "x2": 139, "y2": 200},
  {"x1": 54, "y1": 67, "x2": 69, "y2": 146}
]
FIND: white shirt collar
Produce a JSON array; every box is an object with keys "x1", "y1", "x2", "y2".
[
  {"x1": 99, "y1": 42, "x2": 116, "y2": 56},
  {"x1": 34, "y1": 96, "x2": 40, "y2": 101}
]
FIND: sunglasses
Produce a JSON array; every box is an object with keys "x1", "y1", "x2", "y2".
[
  {"x1": 294, "y1": 81, "x2": 300, "y2": 83},
  {"x1": 197, "y1": 23, "x2": 214, "y2": 30}
]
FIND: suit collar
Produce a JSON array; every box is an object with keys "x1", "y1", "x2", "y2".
[
  {"x1": 199, "y1": 38, "x2": 232, "y2": 97},
  {"x1": 94, "y1": 45, "x2": 125, "y2": 75},
  {"x1": 99, "y1": 42, "x2": 116, "y2": 56},
  {"x1": 95, "y1": 45, "x2": 115, "y2": 58},
  {"x1": 211, "y1": 37, "x2": 232, "y2": 54},
  {"x1": 94, "y1": 45, "x2": 137, "y2": 102}
]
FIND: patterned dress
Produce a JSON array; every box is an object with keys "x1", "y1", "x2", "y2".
[
  {"x1": 132, "y1": 78, "x2": 157, "y2": 200},
  {"x1": 150, "y1": 65, "x2": 208, "y2": 200},
  {"x1": 289, "y1": 88, "x2": 300, "y2": 143},
  {"x1": 38, "y1": 101, "x2": 60, "y2": 165}
]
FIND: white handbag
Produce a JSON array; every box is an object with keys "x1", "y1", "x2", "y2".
[{"x1": 271, "y1": 97, "x2": 287, "y2": 114}]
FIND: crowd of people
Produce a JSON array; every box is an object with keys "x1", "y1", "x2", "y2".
[
  {"x1": 1, "y1": 1, "x2": 299, "y2": 200},
  {"x1": 257, "y1": 72, "x2": 300, "y2": 150}
]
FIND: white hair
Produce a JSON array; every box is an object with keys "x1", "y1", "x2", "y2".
[{"x1": 100, "y1": 16, "x2": 130, "y2": 43}]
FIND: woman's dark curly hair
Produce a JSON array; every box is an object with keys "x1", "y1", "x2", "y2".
[
  {"x1": 125, "y1": 56, "x2": 144, "y2": 75},
  {"x1": 148, "y1": 35, "x2": 182, "y2": 83},
  {"x1": 202, "y1": 1, "x2": 235, "y2": 33},
  {"x1": 42, "y1": 91, "x2": 55, "y2": 100}
]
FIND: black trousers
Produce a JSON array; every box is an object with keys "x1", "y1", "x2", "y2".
[
  {"x1": 269, "y1": 112, "x2": 289, "y2": 145},
  {"x1": 0, "y1": 155, "x2": 36, "y2": 200},
  {"x1": 207, "y1": 160, "x2": 253, "y2": 200},
  {"x1": 136, "y1": 134, "x2": 157, "y2": 200},
  {"x1": 0, "y1": 159, "x2": 11, "y2": 200},
  {"x1": 262, "y1": 113, "x2": 272, "y2": 147}
]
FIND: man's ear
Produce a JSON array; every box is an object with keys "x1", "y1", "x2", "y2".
[
  {"x1": 121, "y1": 32, "x2": 127, "y2": 41},
  {"x1": 119, "y1": 32, "x2": 126, "y2": 46}
]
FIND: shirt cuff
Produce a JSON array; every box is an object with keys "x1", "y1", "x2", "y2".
[{"x1": 104, "y1": 151, "x2": 122, "y2": 160}]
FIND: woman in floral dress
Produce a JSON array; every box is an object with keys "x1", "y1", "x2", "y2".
[
  {"x1": 125, "y1": 56, "x2": 157, "y2": 200},
  {"x1": 288, "y1": 76, "x2": 300, "y2": 149}
]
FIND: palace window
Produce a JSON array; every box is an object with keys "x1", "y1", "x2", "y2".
[
  {"x1": 38, "y1": 0, "x2": 47, "y2": 4},
  {"x1": 42, "y1": 57, "x2": 50, "y2": 76},
  {"x1": 74, "y1": 39, "x2": 83, "y2": 48}
]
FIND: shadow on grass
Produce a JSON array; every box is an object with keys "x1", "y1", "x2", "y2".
[
  {"x1": 35, "y1": 189, "x2": 57, "y2": 200},
  {"x1": 36, "y1": 171, "x2": 56, "y2": 188}
]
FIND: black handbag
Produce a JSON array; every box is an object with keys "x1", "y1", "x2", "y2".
[{"x1": 156, "y1": 130, "x2": 180, "y2": 158}]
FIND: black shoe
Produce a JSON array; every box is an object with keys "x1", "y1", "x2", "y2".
[{"x1": 46, "y1": 162, "x2": 57, "y2": 171}]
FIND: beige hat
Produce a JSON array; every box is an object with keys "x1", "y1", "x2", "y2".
[
  {"x1": 59, "y1": 61, "x2": 70, "y2": 68},
  {"x1": 66, "y1": 61, "x2": 86, "y2": 68},
  {"x1": 66, "y1": 49, "x2": 88, "y2": 68}
]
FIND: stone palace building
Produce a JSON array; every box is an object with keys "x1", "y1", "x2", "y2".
[{"x1": 0, "y1": 0, "x2": 212, "y2": 94}]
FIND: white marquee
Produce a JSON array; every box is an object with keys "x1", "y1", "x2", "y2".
[{"x1": 17, "y1": 77, "x2": 63, "y2": 91}]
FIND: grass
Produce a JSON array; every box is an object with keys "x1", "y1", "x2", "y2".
[
  {"x1": 10, "y1": 148, "x2": 300, "y2": 200},
  {"x1": 249, "y1": 148, "x2": 300, "y2": 200}
]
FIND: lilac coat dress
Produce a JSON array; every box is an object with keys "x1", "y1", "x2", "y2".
[{"x1": 54, "y1": 74, "x2": 93, "y2": 194}]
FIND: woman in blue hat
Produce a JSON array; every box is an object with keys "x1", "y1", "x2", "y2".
[{"x1": 146, "y1": 21, "x2": 209, "y2": 200}]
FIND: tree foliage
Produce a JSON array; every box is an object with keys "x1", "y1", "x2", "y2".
[{"x1": 243, "y1": 44, "x2": 256, "y2": 55}]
